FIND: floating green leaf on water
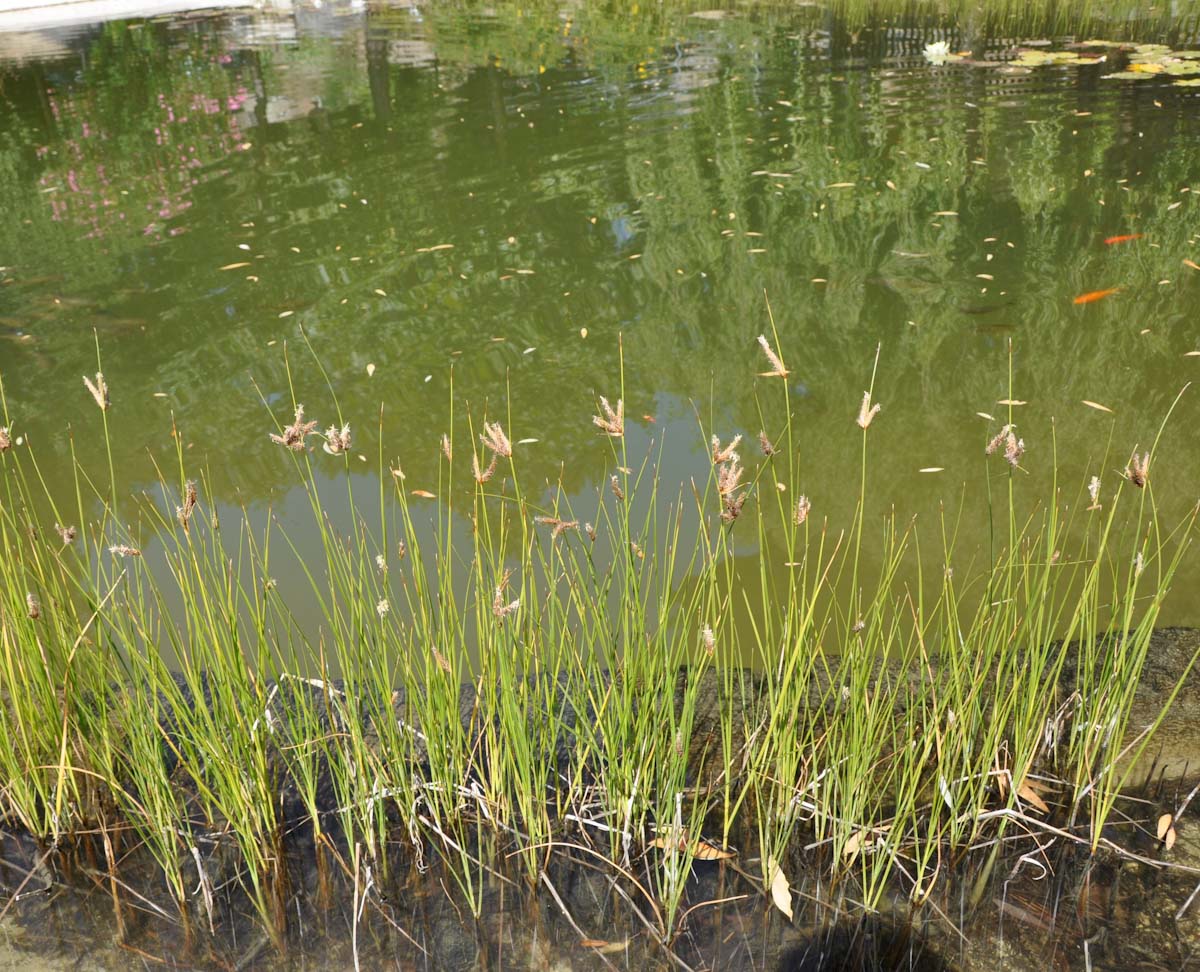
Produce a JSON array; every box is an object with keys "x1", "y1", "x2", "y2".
[{"x1": 1103, "y1": 71, "x2": 1154, "y2": 80}]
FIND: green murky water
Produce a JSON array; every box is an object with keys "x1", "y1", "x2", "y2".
[{"x1": 2, "y1": 0, "x2": 1200, "y2": 640}]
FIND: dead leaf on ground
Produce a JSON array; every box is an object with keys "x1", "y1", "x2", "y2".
[
  {"x1": 766, "y1": 856, "x2": 793, "y2": 920},
  {"x1": 648, "y1": 829, "x2": 735, "y2": 860},
  {"x1": 1017, "y1": 778, "x2": 1051, "y2": 814},
  {"x1": 843, "y1": 830, "x2": 874, "y2": 860}
]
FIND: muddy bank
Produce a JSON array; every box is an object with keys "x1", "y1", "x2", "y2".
[{"x1": 3, "y1": 628, "x2": 1200, "y2": 970}]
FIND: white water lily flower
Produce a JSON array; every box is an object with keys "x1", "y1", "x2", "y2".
[{"x1": 924, "y1": 40, "x2": 956, "y2": 63}]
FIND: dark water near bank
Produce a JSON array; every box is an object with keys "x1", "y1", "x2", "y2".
[{"x1": 3, "y1": 0, "x2": 1200, "y2": 642}]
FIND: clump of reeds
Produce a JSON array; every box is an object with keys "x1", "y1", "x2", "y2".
[{"x1": 0, "y1": 339, "x2": 1195, "y2": 959}]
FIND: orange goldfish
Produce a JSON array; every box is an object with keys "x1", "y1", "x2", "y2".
[{"x1": 1074, "y1": 288, "x2": 1120, "y2": 305}]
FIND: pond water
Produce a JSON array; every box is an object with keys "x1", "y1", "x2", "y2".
[{"x1": 3, "y1": 0, "x2": 1200, "y2": 643}]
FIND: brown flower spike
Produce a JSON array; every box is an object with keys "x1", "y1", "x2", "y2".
[
  {"x1": 492, "y1": 570, "x2": 519, "y2": 621},
  {"x1": 473, "y1": 451, "x2": 497, "y2": 484},
  {"x1": 712, "y1": 434, "x2": 742, "y2": 465},
  {"x1": 592, "y1": 397, "x2": 624, "y2": 437},
  {"x1": 83, "y1": 372, "x2": 110, "y2": 411},
  {"x1": 1125, "y1": 451, "x2": 1150, "y2": 488},
  {"x1": 757, "y1": 335, "x2": 789, "y2": 378},
  {"x1": 270, "y1": 405, "x2": 318, "y2": 451},
  {"x1": 1003, "y1": 431, "x2": 1025, "y2": 468},
  {"x1": 480, "y1": 421, "x2": 512, "y2": 459},
  {"x1": 535, "y1": 516, "x2": 580, "y2": 540},
  {"x1": 856, "y1": 391, "x2": 881, "y2": 430},
  {"x1": 985, "y1": 425, "x2": 1013, "y2": 456},
  {"x1": 323, "y1": 424, "x2": 352, "y2": 456},
  {"x1": 176, "y1": 480, "x2": 198, "y2": 532}
]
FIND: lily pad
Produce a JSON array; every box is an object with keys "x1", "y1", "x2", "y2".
[
  {"x1": 1102, "y1": 70, "x2": 1154, "y2": 80},
  {"x1": 1078, "y1": 39, "x2": 1128, "y2": 47},
  {"x1": 1173, "y1": 50, "x2": 1200, "y2": 59},
  {"x1": 1165, "y1": 62, "x2": 1200, "y2": 75},
  {"x1": 1174, "y1": 77, "x2": 1200, "y2": 86}
]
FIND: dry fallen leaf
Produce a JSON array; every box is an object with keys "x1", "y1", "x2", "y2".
[
  {"x1": 649, "y1": 830, "x2": 734, "y2": 860},
  {"x1": 1082, "y1": 400, "x2": 1113, "y2": 413},
  {"x1": 366, "y1": 363, "x2": 376, "y2": 377},
  {"x1": 843, "y1": 830, "x2": 873, "y2": 860},
  {"x1": 411, "y1": 489, "x2": 436, "y2": 499},
  {"x1": 996, "y1": 399, "x2": 1028, "y2": 406},
  {"x1": 1016, "y1": 778, "x2": 1050, "y2": 814},
  {"x1": 1184, "y1": 259, "x2": 1200, "y2": 271},
  {"x1": 1158, "y1": 813, "x2": 1174, "y2": 840},
  {"x1": 766, "y1": 856, "x2": 793, "y2": 920},
  {"x1": 692, "y1": 839, "x2": 736, "y2": 861},
  {"x1": 583, "y1": 940, "x2": 629, "y2": 954},
  {"x1": 219, "y1": 262, "x2": 251, "y2": 270},
  {"x1": 1166, "y1": 826, "x2": 1178, "y2": 851}
]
